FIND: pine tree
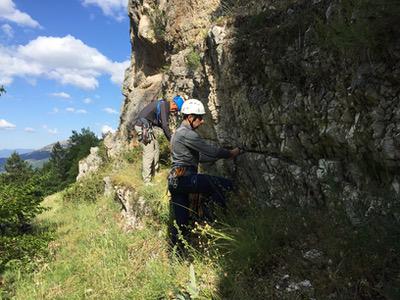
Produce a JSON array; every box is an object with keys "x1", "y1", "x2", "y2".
[
  {"x1": 4, "y1": 152, "x2": 33, "y2": 183},
  {"x1": 49, "y1": 142, "x2": 68, "y2": 187}
]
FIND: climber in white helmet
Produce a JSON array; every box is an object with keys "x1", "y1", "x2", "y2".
[{"x1": 168, "y1": 98, "x2": 240, "y2": 248}]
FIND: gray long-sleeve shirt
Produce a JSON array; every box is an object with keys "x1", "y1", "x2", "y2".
[{"x1": 171, "y1": 123, "x2": 231, "y2": 168}]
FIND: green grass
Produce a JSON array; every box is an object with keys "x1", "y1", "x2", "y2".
[
  {"x1": 3, "y1": 145, "x2": 399, "y2": 299},
  {"x1": 1, "y1": 157, "x2": 221, "y2": 299}
]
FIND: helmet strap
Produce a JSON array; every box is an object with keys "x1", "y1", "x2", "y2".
[{"x1": 188, "y1": 115, "x2": 195, "y2": 129}]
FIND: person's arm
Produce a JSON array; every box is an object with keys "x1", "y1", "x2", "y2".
[
  {"x1": 200, "y1": 147, "x2": 240, "y2": 162},
  {"x1": 183, "y1": 130, "x2": 231, "y2": 160},
  {"x1": 160, "y1": 101, "x2": 172, "y2": 141}
]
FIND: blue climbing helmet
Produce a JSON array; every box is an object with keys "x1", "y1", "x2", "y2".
[{"x1": 172, "y1": 95, "x2": 185, "y2": 112}]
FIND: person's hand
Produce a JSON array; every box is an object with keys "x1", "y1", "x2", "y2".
[{"x1": 229, "y1": 147, "x2": 241, "y2": 159}]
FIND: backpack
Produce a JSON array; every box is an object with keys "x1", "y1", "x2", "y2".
[{"x1": 156, "y1": 99, "x2": 165, "y2": 123}]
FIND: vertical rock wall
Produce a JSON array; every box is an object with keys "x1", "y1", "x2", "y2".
[{"x1": 118, "y1": 0, "x2": 400, "y2": 218}]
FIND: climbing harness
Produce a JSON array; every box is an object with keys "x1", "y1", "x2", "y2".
[
  {"x1": 168, "y1": 166, "x2": 187, "y2": 189},
  {"x1": 168, "y1": 165, "x2": 209, "y2": 219},
  {"x1": 137, "y1": 117, "x2": 154, "y2": 145}
]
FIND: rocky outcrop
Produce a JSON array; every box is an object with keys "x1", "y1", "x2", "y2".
[
  {"x1": 116, "y1": 0, "x2": 400, "y2": 218},
  {"x1": 77, "y1": 147, "x2": 103, "y2": 181},
  {"x1": 104, "y1": 176, "x2": 151, "y2": 230}
]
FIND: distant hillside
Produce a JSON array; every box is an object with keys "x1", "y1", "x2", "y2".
[
  {"x1": 0, "y1": 148, "x2": 34, "y2": 158},
  {"x1": 0, "y1": 141, "x2": 69, "y2": 172}
]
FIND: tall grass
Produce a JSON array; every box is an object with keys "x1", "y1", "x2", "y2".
[
  {"x1": 2, "y1": 155, "x2": 221, "y2": 299},
  {"x1": 4, "y1": 142, "x2": 398, "y2": 299}
]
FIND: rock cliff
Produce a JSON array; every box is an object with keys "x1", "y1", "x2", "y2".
[{"x1": 116, "y1": 0, "x2": 400, "y2": 219}]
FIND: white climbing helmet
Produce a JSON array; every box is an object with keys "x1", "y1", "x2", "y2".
[{"x1": 181, "y1": 98, "x2": 206, "y2": 115}]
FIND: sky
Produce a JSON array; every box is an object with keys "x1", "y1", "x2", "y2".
[{"x1": 0, "y1": 0, "x2": 131, "y2": 150}]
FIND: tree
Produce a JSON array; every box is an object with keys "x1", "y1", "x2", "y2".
[
  {"x1": 65, "y1": 128, "x2": 100, "y2": 182},
  {"x1": 0, "y1": 85, "x2": 5, "y2": 96},
  {"x1": 49, "y1": 142, "x2": 68, "y2": 186},
  {"x1": 0, "y1": 153, "x2": 44, "y2": 231},
  {"x1": 4, "y1": 152, "x2": 33, "y2": 183}
]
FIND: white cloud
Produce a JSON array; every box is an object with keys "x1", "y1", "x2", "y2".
[
  {"x1": 110, "y1": 60, "x2": 130, "y2": 85},
  {"x1": 103, "y1": 107, "x2": 118, "y2": 114},
  {"x1": 101, "y1": 124, "x2": 115, "y2": 134},
  {"x1": 1, "y1": 24, "x2": 13, "y2": 38},
  {"x1": 66, "y1": 107, "x2": 87, "y2": 114},
  {"x1": 48, "y1": 128, "x2": 58, "y2": 135},
  {"x1": 83, "y1": 97, "x2": 93, "y2": 104},
  {"x1": 82, "y1": 0, "x2": 128, "y2": 21},
  {"x1": 0, "y1": 0, "x2": 41, "y2": 28},
  {"x1": 24, "y1": 127, "x2": 35, "y2": 132},
  {"x1": 0, "y1": 118, "x2": 16, "y2": 129},
  {"x1": 50, "y1": 92, "x2": 71, "y2": 99},
  {"x1": 0, "y1": 35, "x2": 129, "y2": 90}
]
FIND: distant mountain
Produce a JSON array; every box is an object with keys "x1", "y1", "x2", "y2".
[
  {"x1": 0, "y1": 148, "x2": 34, "y2": 158},
  {"x1": 0, "y1": 141, "x2": 69, "y2": 172}
]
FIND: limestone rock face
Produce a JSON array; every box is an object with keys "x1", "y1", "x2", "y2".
[
  {"x1": 114, "y1": 186, "x2": 150, "y2": 230},
  {"x1": 103, "y1": 130, "x2": 130, "y2": 158},
  {"x1": 103, "y1": 176, "x2": 151, "y2": 231},
  {"x1": 77, "y1": 147, "x2": 103, "y2": 181},
  {"x1": 115, "y1": 0, "x2": 400, "y2": 216}
]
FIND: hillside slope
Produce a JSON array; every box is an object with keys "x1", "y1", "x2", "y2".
[{"x1": 3, "y1": 148, "x2": 399, "y2": 299}]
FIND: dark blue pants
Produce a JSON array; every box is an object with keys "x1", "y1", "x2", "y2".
[{"x1": 168, "y1": 173, "x2": 233, "y2": 246}]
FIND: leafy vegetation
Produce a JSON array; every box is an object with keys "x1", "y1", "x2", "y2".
[
  {"x1": 0, "y1": 128, "x2": 100, "y2": 281},
  {"x1": 63, "y1": 128, "x2": 100, "y2": 183},
  {"x1": 185, "y1": 48, "x2": 202, "y2": 71},
  {"x1": 62, "y1": 174, "x2": 104, "y2": 204},
  {"x1": 0, "y1": 153, "x2": 51, "y2": 278},
  {"x1": 0, "y1": 85, "x2": 5, "y2": 96}
]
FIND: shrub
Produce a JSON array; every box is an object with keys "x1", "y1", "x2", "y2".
[
  {"x1": 0, "y1": 164, "x2": 53, "y2": 276},
  {"x1": 123, "y1": 146, "x2": 142, "y2": 164},
  {"x1": 185, "y1": 48, "x2": 201, "y2": 71},
  {"x1": 157, "y1": 134, "x2": 171, "y2": 167},
  {"x1": 62, "y1": 174, "x2": 104, "y2": 203}
]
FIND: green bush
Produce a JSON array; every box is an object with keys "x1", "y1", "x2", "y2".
[
  {"x1": 0, "y1": 230, "x2": 53, "y2": 273},
  {"x1": 62, "y1": 174, "x2": 104, "y2": 203},
  {"x1": 123, "y1": 146, "x2": 142, "y2": 164},
  {"x1": 157, "y1": 134, "x2": 171, "y2": 167},
  {"x1": 185, "y1": 48, "x2": 201, "y2": 71},
  {"x1": 0, "y1": 154, "x2": 53, "y2": 275}
]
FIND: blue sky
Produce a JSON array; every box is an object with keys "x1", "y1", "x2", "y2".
[{"x1": 0, "y1": 0, "x2": 130, "y2": 149}]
